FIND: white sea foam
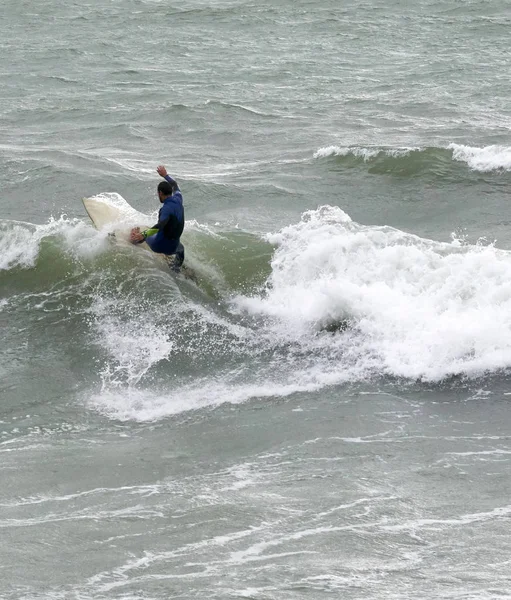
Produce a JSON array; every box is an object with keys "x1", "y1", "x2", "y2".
[
  {"x1": 234, "y1": 205, "x2": 511, "y2": 381},
  {"x1": 90, "y1": 289, "x2": 176, "y2": 391},
  {"x1": 448, "y1": 143, "x2": 511, "y2": 172}
]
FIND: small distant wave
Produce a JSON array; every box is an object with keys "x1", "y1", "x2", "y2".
[
  {"x1": 111, "y1": 68, "x2": 141, "y2": 76},
  {"x1": 44, "y1": 75, "x2": 80, "y2": 84},
  {"x1": 314, "y1": 145, "x2": 446, "y2": 177},
  {"x1": 205, "y1": 99, "x2": 282, "y2": 119},
  {"x1": 314, "y1": 144, "x2": 511, "y2": 174}
]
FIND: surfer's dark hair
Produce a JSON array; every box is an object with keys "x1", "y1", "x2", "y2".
[{"x1": 157, "y1": 181, "x2": 174, "y2": 196}]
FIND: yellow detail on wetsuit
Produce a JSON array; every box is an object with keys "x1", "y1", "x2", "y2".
[{"x1": 142, "y1": 228, "x2": 159, "y2": 239}]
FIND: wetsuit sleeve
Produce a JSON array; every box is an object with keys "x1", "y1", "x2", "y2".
[{"x1": 164, "y1": 174, "x2": 180, "y2": 192}]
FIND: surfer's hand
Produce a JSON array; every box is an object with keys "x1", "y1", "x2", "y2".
[
  {"x1": 130, "y1": 227, "x2": 144, "y2": 244},
  {"x1": 157, "y1": 165, "x2": 167, "y2": 177}
]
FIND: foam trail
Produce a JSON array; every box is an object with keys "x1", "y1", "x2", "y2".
[{"x1": 89, "y1": 379, "x2": 318, "y2": 422}]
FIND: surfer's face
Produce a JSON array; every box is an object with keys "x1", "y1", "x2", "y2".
[{"x1": 157, "y1": 190, "x2": 165, "y2": 203}]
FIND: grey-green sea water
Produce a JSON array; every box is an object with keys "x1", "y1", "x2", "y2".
[{"x1": 1, "y1": 0, "x2": 511, "y2": 598}]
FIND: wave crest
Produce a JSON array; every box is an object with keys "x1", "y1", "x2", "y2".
[{"x1": 448, "y1": 143, "x2": 511, "y2": 172}]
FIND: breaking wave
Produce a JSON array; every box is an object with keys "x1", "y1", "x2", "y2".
[{"x1": 5, "y1": 199, "x2": 511, "y2": 422}]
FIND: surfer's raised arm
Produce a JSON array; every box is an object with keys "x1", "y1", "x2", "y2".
[{"x1": 157, "y1": 165, "x2": 180, "y2": 193}]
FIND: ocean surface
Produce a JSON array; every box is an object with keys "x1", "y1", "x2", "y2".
[{"x1": 1, "y1": 0, "x2": 511, "y2": 598}]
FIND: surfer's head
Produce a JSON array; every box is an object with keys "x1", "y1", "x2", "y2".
[{"x1": 157, "y1": 181, "x2": 174, "y2": 202}]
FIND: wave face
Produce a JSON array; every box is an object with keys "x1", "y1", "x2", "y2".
[{"x1": 4, "y1": 201, "x2": 511, "y2": 422}]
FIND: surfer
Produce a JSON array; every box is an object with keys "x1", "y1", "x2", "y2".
[{"x1": 130, "y1": 165, "x2": 185, "y2": 271}]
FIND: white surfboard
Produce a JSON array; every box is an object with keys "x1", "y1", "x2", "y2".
[{"x1": 82, "y1": 193, "x2": 153, "y2": 250}]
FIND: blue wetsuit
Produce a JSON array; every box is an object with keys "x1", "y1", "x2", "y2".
[{"x1": 144, "y1": 175, "x2": 185, "y2": 264}]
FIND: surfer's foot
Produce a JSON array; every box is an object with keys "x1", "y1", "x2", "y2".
[{"x1": 173, "y1": 243, "x2": 185, "y2": 271}]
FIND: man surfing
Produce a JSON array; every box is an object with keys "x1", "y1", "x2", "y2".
[{"x1": 130, "y1": 165, "x2": 185, "y2": 271}]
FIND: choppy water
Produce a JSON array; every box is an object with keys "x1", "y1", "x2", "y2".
[{"x1": 1, "y1": 0, "x2": 511, "y2": 598}]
